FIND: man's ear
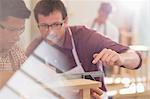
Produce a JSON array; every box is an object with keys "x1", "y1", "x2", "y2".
[{"x1": 64, "y1": 17, "x2": 68, "y2": 24}]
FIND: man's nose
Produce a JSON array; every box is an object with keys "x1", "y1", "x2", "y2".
[{"x1": 47, "y1": 26, "x2": 52, "y2": 33}]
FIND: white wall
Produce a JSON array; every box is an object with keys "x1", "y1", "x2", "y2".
[
  {"x1": 64, "y1": 0, "x2": 100, "y2": 27},
  {"x1": 19, "y1": 0, "x2": 31, "y2": 50}
]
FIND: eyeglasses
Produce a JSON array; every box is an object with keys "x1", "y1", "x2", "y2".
[
  {"x1": 38, "y1": 21, "x2": 64, "y2": 32},
  {"x1": 0, "y1": 24, "x2": 25, "y2": 34}
]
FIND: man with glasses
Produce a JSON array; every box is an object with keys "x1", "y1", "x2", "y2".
[
  {"x1": 0, "y1": 0, "x2": 30, "y2": 88},
  {"x1": 26, "y1": 0, "x2": 141, "y2": 98}
]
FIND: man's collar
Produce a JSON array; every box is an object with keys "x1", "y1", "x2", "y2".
[{"x1": 62, "y1": 28, "x2": 73, "y2": 49}]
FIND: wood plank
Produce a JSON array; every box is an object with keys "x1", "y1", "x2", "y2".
[{"x1": 59, "y1": 79, "x2": 100, "y2": 89}]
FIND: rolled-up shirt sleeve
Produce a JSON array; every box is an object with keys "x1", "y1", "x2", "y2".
[{"x1": 87, "y1": 30, "x2": 142, "y2": 69}]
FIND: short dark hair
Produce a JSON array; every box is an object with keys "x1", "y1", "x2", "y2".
[
  {"x1": 0, "y1": 0, "x2": 31, "y2": 20},
  {"x1": 34, "y1": 0, "x2": 67, "y2": 23},
  {"x1": 99, "y1": 2, "x2": 112, "y2": 14}
]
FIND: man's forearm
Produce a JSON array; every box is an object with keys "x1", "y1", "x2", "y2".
[{"x1": 120, "y1": 50, "x2": 141, "y2": 69}]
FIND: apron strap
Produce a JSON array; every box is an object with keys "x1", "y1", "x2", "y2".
[{"x1": 68, "y1": 27, "x2": 84, "y2": 72}]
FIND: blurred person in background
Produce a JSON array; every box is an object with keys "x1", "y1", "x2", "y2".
[
  {"x1": 0, "y1": 0, "x2": 30, "y2": 89},
  {"x1": 91, "y1": 2, "x2": 119, "y2": 43}
]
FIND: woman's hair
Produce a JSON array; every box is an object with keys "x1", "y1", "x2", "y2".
[{"x1": 0, "y1": 0, "x2": 31, "y2": 20}]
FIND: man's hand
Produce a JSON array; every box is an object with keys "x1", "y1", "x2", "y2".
[
  {"x1": 92, "y1": 48, "x2": 123, "y2": 67},
  {"x1": 91, "y1": 88, "x2": 103, "y2": 99}
]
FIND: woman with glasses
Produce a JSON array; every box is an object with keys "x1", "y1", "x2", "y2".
[{"x1": 0, "y1": 0, "x2": 30, "y2": 88}]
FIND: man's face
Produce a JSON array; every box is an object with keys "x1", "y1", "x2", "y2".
[
  {"x1": 37, "y1": 10, "x2": 67, "y2": 46},
  {"x1": 0, "y1": 16, "x2": 25, "y2": 53}
]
